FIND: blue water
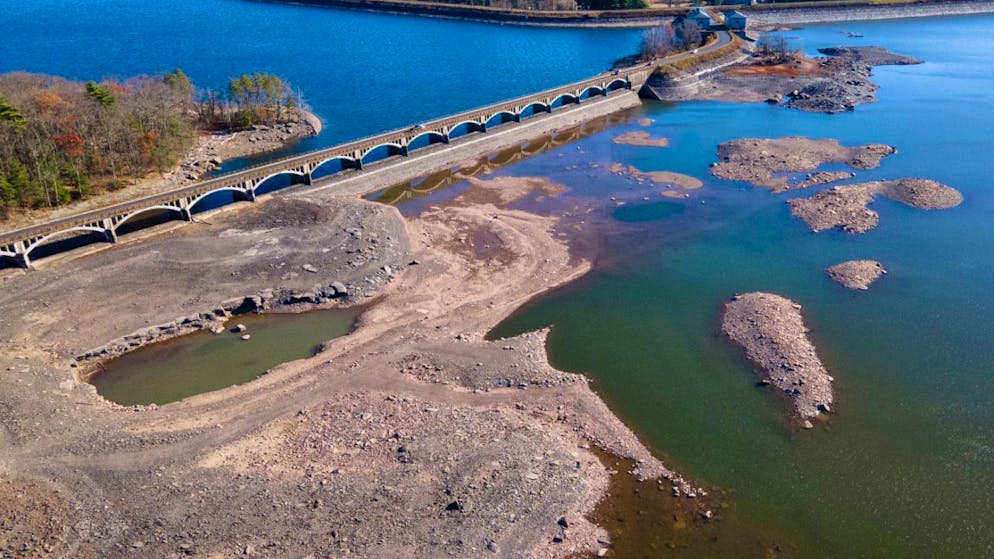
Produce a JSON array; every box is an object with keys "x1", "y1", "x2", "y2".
[
  {"x1": 481, "y1": 14, "x2": 994, "y2": 558},
  {"x1": 0, "y1": 0, "x2": 641, "y2": 153}
]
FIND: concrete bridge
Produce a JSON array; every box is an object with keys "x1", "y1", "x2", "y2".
[
  {"x1": 0, "y1": 33, "x2": 736, "y2": 269},
  {"x1": 0, "y1": 66, "x2": 652, "y2": 268}
]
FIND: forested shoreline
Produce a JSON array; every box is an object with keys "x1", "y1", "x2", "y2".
[{"x1": 0, "y1": 70, "x2": 305, "y2": 220}]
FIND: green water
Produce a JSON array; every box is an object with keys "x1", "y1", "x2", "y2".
[
  {"x1": 92, "y1": 310, "x2": 357, "y2": 406},
  {"x1": 474, "y1": 16, "x2": 994, "y2": 558}
]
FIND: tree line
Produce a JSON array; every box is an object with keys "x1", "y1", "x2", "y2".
[
  {"x1": 639, "y1": 19, "x2": 705, "y2": 60},
  {"x1": 0, "y1": 70, "x2": 304, "y2": 219}
]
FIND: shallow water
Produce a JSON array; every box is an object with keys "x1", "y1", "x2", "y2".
[
  {"x1": 478, "y1": 15, "x2": 994, "y2": 558},
  {"x1": 92, "y1": 309, "x2": 357, "y2": 405}
]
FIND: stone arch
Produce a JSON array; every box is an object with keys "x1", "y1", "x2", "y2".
[
  {"x1": 253, "y1": 170, "x2": 309, "y2": 197},
  {"x1": 579, "y1": 86, "x2": 605, "y2": 99},
  {"x1": 517, "y1": 102, "x2": 551, "y2": 120},
  {"x1": 604, "y1": 78, "x2": 630, "y2": 92},
  {"x1": 549, "y1": 93, "x2": 579, "y2": 109},
  {"x1": 484, "y1": 111, "x2": 518, "y2": 129}
]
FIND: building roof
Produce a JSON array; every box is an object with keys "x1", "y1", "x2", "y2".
[
  {"x1": 727, "y1": 10, "x2": 747, "y2": 19},
  {"x1": 688, "y1": 7, "x2": 709, "y2": 17}
]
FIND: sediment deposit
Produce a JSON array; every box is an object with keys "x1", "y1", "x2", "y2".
[
  {"x1": 721, "y1": 292, "x2": 833, "y2": 422},
  {"x1": 788, "y1": 178, "x2": 963, "y2": 233},
  {"x1": 612, "y1": 130, "x2": 670, "y2": 147}
]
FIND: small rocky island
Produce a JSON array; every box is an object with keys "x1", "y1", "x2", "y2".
[
  {"x1": 788, "y1": 178, "x2": 963, "y2": 233},
  {"x1": 710, "y1": 137, "x2": 896, "y2": 192},
  {"x1": 826, "y1": 260, "x2": 886, "y2": 290},
  {"x1": 722, "y1": 292, "x2": 833, "y2": 425}
]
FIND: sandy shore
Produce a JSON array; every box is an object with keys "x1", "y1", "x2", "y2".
[{"x1": 0, "y1": 175, "x2": 696, "y2": 557}]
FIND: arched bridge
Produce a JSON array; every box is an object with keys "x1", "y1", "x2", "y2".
[{"x1": 0, "y1": 34, "x2": 737, "y2": 269}]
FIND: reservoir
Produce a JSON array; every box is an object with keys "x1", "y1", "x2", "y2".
[{"x1": 7, "y1": 1, "x2": 994, "y2": 556}]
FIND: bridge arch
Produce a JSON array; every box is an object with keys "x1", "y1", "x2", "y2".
[
  {"x1": 253, "y1": 170, "x2": 309, "y2": 197},
  {"x1": 0, "y1": 248, "x2": 17, "y2": 259},
  {"x1": 311, "y1": 156, "x2": 360, "y2": 180},
  {"x1": 550, "y1": 94, "x2": 579, "y2": 109},
  {"x1": 518, "y1": 102, "x2": 551, "y2": 120},
  {"x1": 484, "y1": 111, "x2": 518, "y2": 129},
  {"x1": 113, "y1": 205, "x2": 187, "y2": 233},
  {"x1": 360, "y1": 142, "x2": 407, "y2": 165},
  {"x1": 446, "y1": 120, "x2": 486, "y2": 141},
  {"x1": 23, "y1": 226, "x2": 110, "y2": 257},
  {"x1": 604, "y1": 78, "x2": 630, "y2": 92},
  {"x1": 187, "y1": 186, "x2": 253, "y2": 214},
  {"x1": 579, "y1": 86, "x2": 605, "y2": 99},
  {"x1": 407, "y1": 130, "x2": 449, "y2": 152}
]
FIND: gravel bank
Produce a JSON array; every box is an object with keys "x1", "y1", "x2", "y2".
[{"x1": 722, "y1": 292, "x2": 833, "y2": 423}]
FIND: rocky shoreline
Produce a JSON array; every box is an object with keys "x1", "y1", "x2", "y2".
[
  {"x1": 721, "y1": 292, "x2": 833, "y2": 425},
  {"x1": 697, "y1": 46, "x2": 924, "y2": 114}
]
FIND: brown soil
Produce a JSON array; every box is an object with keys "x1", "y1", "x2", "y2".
[
  {"x1": 696, "y1": 47, "x2": 922, "y2": 113},
  {"x1": 612, "y1": 131, "x2": 670, "y2": 147},
  {"x1": 0, "y1": 177, "x2": 691, "y2": 558},
  {"x1": 710, "y1": 136, "x2": 896, "y2": 192},
  {"x1": 788, "y1": 178, "x2": 963, "y2": 233},
  {"x1": 826, "y1": 260, "x2": 886, "y2": 290},
  {"x1": 725, "y1": 57, "x2": 824, "y2": 77},
  {"x1": 721, "y1": 292, "x2": 833, "y2": 423}
]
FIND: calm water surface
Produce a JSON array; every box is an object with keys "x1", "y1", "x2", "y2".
[
  {"x1": 482, "y1": 15, "x2": 994, "y2": 558},
  {"x1": 0, "y1": 0, "x2": 641, "y2": 160},
  {"x1": 92, "y1": 309, "x2": 357, "y2": 405}
]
